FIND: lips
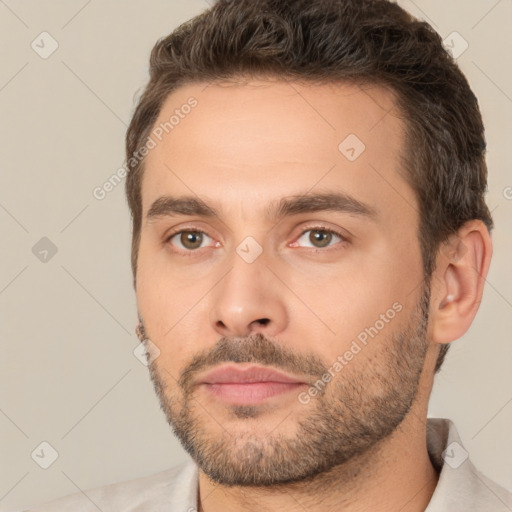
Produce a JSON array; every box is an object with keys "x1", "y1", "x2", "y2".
[
  {"x1": 198, "y1": 364, "x2": 307, "y2": 405},
  {"x1": 201, "y1": 365, "x2": 304, "y2": 385}
]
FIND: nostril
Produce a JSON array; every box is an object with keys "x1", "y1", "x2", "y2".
[{"x1": 256, "y1": 318, "x2": 270, "y2": 326}]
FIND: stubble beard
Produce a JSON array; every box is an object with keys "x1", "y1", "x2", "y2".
[{"x1": 144, "y1": 285, "x2": 430, "y2": 487}]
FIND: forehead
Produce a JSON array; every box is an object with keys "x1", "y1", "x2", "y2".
[{"x1": 141, "y1": 79, "x2": 416, "y2": 226}]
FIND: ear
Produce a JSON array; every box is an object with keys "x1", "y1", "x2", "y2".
[{"x1": 429, "y1": 220, "x2": 493, "y2": 345}]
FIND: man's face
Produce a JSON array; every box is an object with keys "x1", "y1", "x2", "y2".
[{"x1": 136, "y1": 79, "x2": 432, "y2": 485}]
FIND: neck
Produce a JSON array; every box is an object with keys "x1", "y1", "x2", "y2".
[{"x1": 197, "y1": 409, "x2": 439, "y2": 512}]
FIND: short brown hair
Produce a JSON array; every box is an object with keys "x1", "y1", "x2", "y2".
[{"x1": 125, "y1": 0, "x2": 493, "y2": 373}]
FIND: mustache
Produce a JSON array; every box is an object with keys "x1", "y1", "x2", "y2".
[{"x1": 178, "y1": 332, "x2": 328, "y2": 393}]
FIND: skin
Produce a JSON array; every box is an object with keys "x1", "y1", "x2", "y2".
[{"x1": 135, "y1": 79, "x2": 492, "y2": 512}]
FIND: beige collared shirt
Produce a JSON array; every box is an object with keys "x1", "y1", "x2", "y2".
[{"x1": 17, "y1": 418, "x2": 512, "y2": 511}]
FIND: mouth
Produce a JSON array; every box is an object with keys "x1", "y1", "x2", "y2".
[{"x1": 198, "y1": 364, "x2": 308, "y2": 405}]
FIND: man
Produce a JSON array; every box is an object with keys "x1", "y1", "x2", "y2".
[{"x1": 25, "y1": 0, "x2": 511, "y2": 510}]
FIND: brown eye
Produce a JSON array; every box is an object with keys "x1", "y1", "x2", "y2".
[
  {"x1": 309, "y1": 230, "x2": 333, "y2": 247},
  {"x1": 167, "y1": 230, "x2": 212, "y2": 251},
  {"x1": 292, "y1": 227, "x2": 345, "y2": 249},
  {"x1": 180, "y1": 231, "x2": 203, "y2": 249}
]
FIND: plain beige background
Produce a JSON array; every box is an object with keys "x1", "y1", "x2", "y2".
[{"x1": 0, "y1": 0, "x2": 511, "y2": 510}]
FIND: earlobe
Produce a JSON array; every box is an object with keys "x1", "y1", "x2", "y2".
[{"x1": 430, "y1": 220, "x2": 492, "y2": 345}]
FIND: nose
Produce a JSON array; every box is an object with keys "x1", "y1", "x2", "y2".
[{"x1": 209, "y1": 249, "x2": 288, "y2": 339}]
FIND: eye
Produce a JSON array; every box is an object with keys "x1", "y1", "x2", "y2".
[
  {"x1": 166, "y1": 230, "x2": 215, "y2": 251},
  {"x1": 291, "y1": 227, "x2": 346, "y2": 249},
  {"x1": 165, "y1": 226, "x2": 346, "y2": 254}
]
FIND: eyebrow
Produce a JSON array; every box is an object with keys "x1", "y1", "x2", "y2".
[{"x1": 146, "y1": 192, "x2": 378, "y2": 223}]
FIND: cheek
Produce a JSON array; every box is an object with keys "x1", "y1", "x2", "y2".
[
  {"x1": 137, "y1": 236, "x2": 201, "y2": 321},
  {"x1": 284, "y1": 259, "x2": 410, "y2": 364},
  {"x1": 136, "y1": 263, "x2": 206, "y2": 367}
]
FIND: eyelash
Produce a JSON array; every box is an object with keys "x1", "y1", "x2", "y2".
[{"x1": 164, "y1": 226, "x2": 348, "y2": 255}]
